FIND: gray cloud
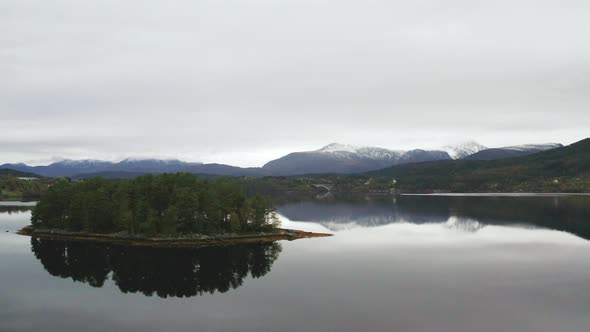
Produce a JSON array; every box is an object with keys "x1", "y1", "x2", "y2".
[{"x1": 1, "y1": 0, "x2": 589, "y2": 166}]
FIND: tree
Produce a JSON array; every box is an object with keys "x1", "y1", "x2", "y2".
[
  {"x1": 248, "y1": 195, "x2": 268, "y2": 231},
  {"x1": 229, "y1": 212, "x2": 241, "y2": 232},
  {"x1": 31, "y1": 173, "x2": 278, "y2": 236}
]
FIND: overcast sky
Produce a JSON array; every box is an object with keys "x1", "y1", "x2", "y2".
[{"x1": 2, "y1": 0, "x2": 589, "y2": 166}]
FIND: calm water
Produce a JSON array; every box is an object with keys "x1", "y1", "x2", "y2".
[{"x1": 1, "y1": 195, "x2": 590, "y2": 332}]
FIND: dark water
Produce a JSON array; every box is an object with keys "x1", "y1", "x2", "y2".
[{"x1": 1, "y1": 195, "x2": 590, "y2": 332}]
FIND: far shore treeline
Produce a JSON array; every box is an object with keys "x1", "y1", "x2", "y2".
[{"x1": 31, "y1": 173, "x2": 280, "y2": 236}]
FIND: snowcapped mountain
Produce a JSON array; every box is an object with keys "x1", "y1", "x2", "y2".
[
  {"x1": 442, "y1": 141, "x2": 488, "y2": 159},
  {"x1": 0, "y1": 160, "x2": 114, "y2": 177},
  {"x1": 502, "y1": 143, "x2": 563, "y2": 151},
  {"x1": 108, "y1": 158, "x2": 201, "y2": 173},
  {"x1": 262, "y1": 143, "x2": 451, "y2": 175},
  {"x1": 317, "y1": 143, "x2": 359, "y2": 153},
  {"x1": 119, "y1": 158, "x2": 186, "y2": 164},
  {"x1": 464, "y1": 143, "x2": 563, "y2": 160},
  {"x1": 317, "y1": 143, "x2": 405, "y2": 160},
  {"x1": 53, "y1": 159, "x2": 114, "y2": 169}
]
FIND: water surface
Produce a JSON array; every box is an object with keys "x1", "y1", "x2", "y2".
[{"x1": 1, "y1": 195, "x2": 590, "y2": 331}]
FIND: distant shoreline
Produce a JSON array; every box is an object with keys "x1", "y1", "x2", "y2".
[
  {"x1": 17, "y1": 226, "x2": 332, "y2": 248},
  {"x1": 401, "y1": 192, "x2": 590, "y2": 197}
]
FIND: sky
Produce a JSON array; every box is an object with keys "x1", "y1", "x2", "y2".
[{"x1": 2, "y1": 0, "x2": 589, "y2": 167}]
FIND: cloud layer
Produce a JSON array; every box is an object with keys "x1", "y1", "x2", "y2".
[{"x1": 2, "y1": 0, "x2": 589, "y2": 166}]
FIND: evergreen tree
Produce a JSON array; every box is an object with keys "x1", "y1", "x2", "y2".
[{"x1": 31, "y1": 173, "x2": 277, "y2": 236}]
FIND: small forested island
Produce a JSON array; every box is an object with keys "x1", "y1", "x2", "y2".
[{"x1": 19, "y1": 173, "x2": 330, "y2": 246}]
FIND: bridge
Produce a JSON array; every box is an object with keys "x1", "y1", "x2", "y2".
[{"x1": 312, "y1": 184, "x2": 334, "y2": 191}]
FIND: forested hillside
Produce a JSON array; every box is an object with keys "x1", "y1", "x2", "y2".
[
  {"x1": 0, "y1": 169, "x2": 40, "y2": 177},
  {"x1": 0, "y1": 170, "x2": 49, "y2": 199},
  {"x1": 368, "y1": 138, "x2": 590, "y2": 192}
]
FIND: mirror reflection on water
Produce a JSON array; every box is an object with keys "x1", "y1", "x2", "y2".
[
  {"x1": 277, "y1": 194, "x2": 590, "y2": 239},
  {"x1": 31, "y1": 238, "x2": 281, "y2": 298},
  {"x1": 1, "y1": 194, "x2": 590, "y2": 332}
]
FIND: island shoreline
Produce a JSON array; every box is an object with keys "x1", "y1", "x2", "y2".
[{"x1": 17, "y1": 225, "x2": 332, "y2": 248}]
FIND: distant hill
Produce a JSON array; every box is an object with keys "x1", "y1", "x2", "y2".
[
  {"x1": 0, "y1": 168, "x2": 41, "y2": 178},
  {"x1": 73, "y1": 165, "x2": 270, "y2": 179},
  {"x1": 0, "y1": 159, "x2": 203, "y2": 178},
  {"x1": 0, "y1": 158, "x2": 272, "y2": 178},
  {"x1": 367, "y1": 138, "x2": 590, "y2": 192},
  {"x1": 186, "y1": 164, "x2": 271, "y2": 177},
  {"x1": 464, "y1": 143, "x2": 563, "y2": 160},
  {"x1": 72, "y1": 171, "x2": 151, "y2": 179}
]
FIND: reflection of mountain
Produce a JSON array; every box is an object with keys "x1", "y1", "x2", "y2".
[
  {"x1": 277, "y1": 195, "x2": 590, "y2": 239},
  {"x1": 277, "y1": 197, "x2": 450, "y2": 228},
  {"x1": 31, "y1": 239, "x2": 282, "y2": 298}
]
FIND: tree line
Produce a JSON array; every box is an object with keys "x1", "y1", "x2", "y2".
[{"x1": 31, "y1": 173, "x2": 279, "y2": 236}]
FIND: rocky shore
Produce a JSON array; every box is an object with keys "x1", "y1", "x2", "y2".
[{"x1": 17, "y1": 225, "x2": 332, "y2": 247}]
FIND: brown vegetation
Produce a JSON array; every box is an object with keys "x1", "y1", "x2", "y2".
[{"x1": 18, "y1": 225, "x2": 331, "y2": 248}]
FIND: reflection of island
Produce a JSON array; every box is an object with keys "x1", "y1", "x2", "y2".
[
  {"x1": 277, "y1": 195, "x2": 590, "y2": 239},
  {"x1": 31, "y1": 238, "x2": 282, "y2": 298}
]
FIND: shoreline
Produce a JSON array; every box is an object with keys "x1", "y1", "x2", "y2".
[
  {"x1": 400, "y1": 192, "x2": 590, "y2": 197},
  {"x1": 17, "y1": 226, "x2": 332, "y2": 248}
]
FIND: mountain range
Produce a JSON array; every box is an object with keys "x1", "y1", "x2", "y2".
[
  {"x1": 367, "y1": 138, "x2": 589, "y2": 192},
  {"x1": 0, "y1": 141, "x2": 563, "y2": 178}
]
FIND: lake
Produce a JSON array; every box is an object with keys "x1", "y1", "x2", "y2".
[{"x1": 1, "y1": 194, "x2": 590, "y2": 331}]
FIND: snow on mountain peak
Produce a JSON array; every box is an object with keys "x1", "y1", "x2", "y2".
[
  {"x1": 319, "y1": 143, "x2": 360, "y2": 153},
  {"x1": 502, "y1": 143, "x2": 563, "y2": 152},
  {"x1": 316, "y1": 143, "x2": 404, "y2": 160},
  {"x1": 123, "y1": 157, "x2": 174, "y2": 162},
  {"x1": 442, "y1": 141, "x2": 487, "y2": 159},
  {"x1": 54, "y1": 159, "x2": 111, "y2": 167}
]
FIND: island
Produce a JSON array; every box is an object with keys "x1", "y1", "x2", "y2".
[{"x1": 18, "y1": 173, "x2": 331, "y2": 247}]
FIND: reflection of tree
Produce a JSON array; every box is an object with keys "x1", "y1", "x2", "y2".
[
  {"x1": 31, "y1": 239, "x2": 114, "y2": 288},
  {"x1": 0, "y1": 206, "x2": 33, "y2": 214},
  {"x1": 30, "y1": 238, "x2": 282, "y2": 298},
  {"x1": 444, "y1": 217, "x2": 484, "y2": 233}
]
